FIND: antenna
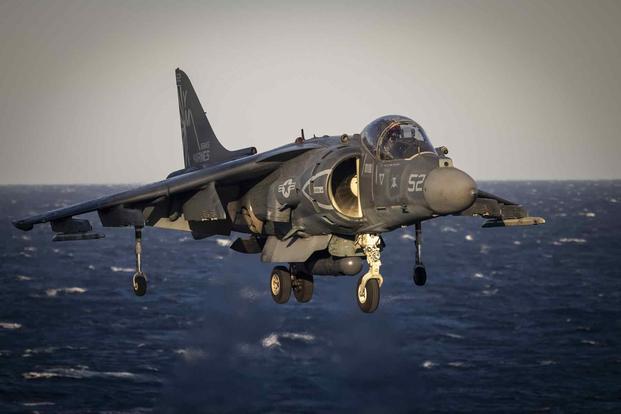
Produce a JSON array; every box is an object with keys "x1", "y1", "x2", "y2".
[{"x1": 301, "y1": 129, "x2": 305, "y2": 140}]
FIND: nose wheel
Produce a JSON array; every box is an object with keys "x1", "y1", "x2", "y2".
[
  {"x1": 355, "y1": 234, "x2": 383, "y2": 313},
  {"x1": 412, "y1": 221, "x2": 427, "y2": 286},
  {"x1": 132, "y1": 226, "x2": 148, "y2": 296}
]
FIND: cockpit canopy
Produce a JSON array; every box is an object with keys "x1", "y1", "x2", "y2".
[{"x1": 361, "y1": 115, "x2": 435, "y2": 160}]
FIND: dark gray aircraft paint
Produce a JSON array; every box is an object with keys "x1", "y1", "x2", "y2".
[{"x1": 12, "y1": 69, "x2": 545, "y2": 313}]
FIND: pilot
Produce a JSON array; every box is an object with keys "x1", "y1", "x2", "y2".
[{"x1": 381, "y1": 124, "x2": 403, "y2": 159}]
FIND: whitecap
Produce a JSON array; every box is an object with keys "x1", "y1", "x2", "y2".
[
  {"x1": 443, "y1": 333, "x2": 463, "y2": 339},
  {"x1": 581, "y1": 339, "x2": 599, "y2": 346},
  {"x1": 482, "y1": 288, "x2": 498, "y2": 296},
  {"x1": 0, "y1": 322, "x2": 22, "y2": 330},
  {"x1": 215, "y1": 238, "x2": 231, "y2": 247},
  {"x1": 24, "y1": 246, "x2": 37, "y2": 252},
  {"x1": 87, "y1": 265, "x2": 95, "y2": 270},
  {"x1": 110, "y1": 266, "x2": 134, "y2": 273},
  {"x1": 400, "y1": 233, "x2": 415, "y2": 241},
  {"x1": 421, "y1": 360, "x2": 435, "y2": 369},
  {"x1": 261, "y1": 333, "x2": 281, "y2": 349},
  {"x1": 473, "y1": 272, "x2": 485, "y2": 279},
  {"x1": 465, "y1": 234, "x2": 474, "y2": 241},
  {"x1": 513, "y1": 240, "x2": 522, "y2": 245},
  {"x1": 447, "y1": 361, "x2": 465, "y2": 368},
  {"x1": 441, "y1": 226, "x2": 458, "y2": 233},
  {"x1": 479, "y1": 244, "x2": 490, "y2": 254},
  {"x1": 538, "y1": 360, "x2": 557, "y2": 366},
  {"x1": 17, "y1": 275, "x2": 32, "y2": 281},
  {"x1": 46, "y1": 287, "x2": 87, "y2": 297},
  {"x1": 281, "y1": 332, "x2": 315, "y2": 343},
  {"x1": 558, "y1": 238, "x2": 587, "y2": 244},
  {"x1": 174, "y1": 348, "x2": 207, "y2": 362},
  {"x1": 585, "y1": 212, "x2": 596, "y2": 217},
  {"x1": 22, "y1": 366, "x2": 144, "y2": 381},
  {"x1": 22, "y1": 402, "x2": 55, "y2": 407}
]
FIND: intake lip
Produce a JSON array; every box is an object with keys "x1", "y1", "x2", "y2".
[{"x1": 422, "y1": 167, "x2": 477, "y2": 214}]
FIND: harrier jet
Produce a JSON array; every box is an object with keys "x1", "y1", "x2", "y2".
[{"x1": 13, "y1": 69, "x2": 545, "y2": 313}]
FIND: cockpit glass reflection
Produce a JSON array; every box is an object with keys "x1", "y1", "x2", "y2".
[{"x1": 362, "y1": 116, "x2": 435, "y2": 160}]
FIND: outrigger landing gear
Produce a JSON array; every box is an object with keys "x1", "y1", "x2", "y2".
[
  {"x1": 413, "y1": 221, "x2": 427, "y2": 286},
  {"x1": 355, "y1": 234, "x2": 383, "y2": 313},
  {"x1": 132, "y1": 226, "x2": 147, "y2": 296}
]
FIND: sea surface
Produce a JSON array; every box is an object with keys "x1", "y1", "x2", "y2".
[{"x1": 0, "y1": 182, "x2": 620, "y2": 413}]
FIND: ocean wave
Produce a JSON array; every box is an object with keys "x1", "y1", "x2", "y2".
[
  {"x1": 46, "y1": 287, "x2": 87, "y2": 297},
  {"x1": 22, "y1": 402, "x2": 55, "y2": 407},
  {"x1": 441, "y1": 226, "x2": 458, "y2": 233},
  {"x1": 556, "y1": 238, "x2": 587, "y2": 244},
  {"x1": 261, "y1": 332, "x2": 316, "y2": 349},
  {"x1": 239, "y1": 286, "x2": 262, "y2": 301},
  {"x1": 174, "y1": 348, "x2": 207, "y2": 362},
  {"x1": 110, "y1": 266, "x2": 134, "y2": 273},
  {"x1": 215, "y1": 238, "x2": 231, "y2": 247},
  {"x1": 421, "y1": 360, "x2": 435, "y2": 369},
  {"x1": 0, "y1": 322, "x2": 22, "y2": 330},
  {"x1": 400, "y1": 233, "x2": 415, "y2": 241},
  {"x1": 16, "y1": 275, "x2": 32, "y2": 281},
  {"x1": 465, "y1": 234, "x2": 474, "y2": 241},
  {"x1": 22, "y1": 366, "x2": 151, "y2": 382}
]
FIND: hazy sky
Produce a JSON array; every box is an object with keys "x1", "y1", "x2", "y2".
[{"x1": 1, "y1": 0, "x2": 620, "y2": 183}]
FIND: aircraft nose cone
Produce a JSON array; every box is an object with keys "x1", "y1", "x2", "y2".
[{"x1": 423, "y1": 167, "x2": 477, "y2": 214}]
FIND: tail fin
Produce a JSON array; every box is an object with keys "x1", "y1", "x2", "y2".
[{"x1": 175, "y1": 68, "x2": 256, "y2": 169}]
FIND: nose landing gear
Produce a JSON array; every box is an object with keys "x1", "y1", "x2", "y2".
[
  {"x1": 412, "y1": 221, "x2": 427, "y2": 286},
  {"x1": 355, "y1": 234, "x2": 383, "y2": 313},
  {"x1": 132, "y1": 226, "x2": 147, "y2": 296}
]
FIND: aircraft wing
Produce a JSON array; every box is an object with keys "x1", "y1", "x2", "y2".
[
  {"x1": 12, "y1": 143, "x2": 321, "y2": 239},
  {"x1": 459, "y1": 189, "x2": 545, "y2": 227}
]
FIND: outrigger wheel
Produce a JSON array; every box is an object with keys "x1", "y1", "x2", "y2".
[
  {"x1": 412, "y1": 221, "x2": 427, "y2": 286},
  {"x1": 132, "y1": 272, "x2": 147, "y2": 296},
  {"x1": 270, "y1": 266, "x2": 292, "y2": 304}
]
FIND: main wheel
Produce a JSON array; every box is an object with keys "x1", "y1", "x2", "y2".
[
  {"x1": 132, "y1": 272, "x2": 147, "y2": 296},
  {"x1": 413, "y1": 265, "x2": 427, "y2": 286},
  {"x1": 270, "y1": 266, "x2": 291, "y2": 304},
  {"x1": 293, "y1": 274, "x2": 314, "y2": 303},
  {"x1": 356, "y1": 277, "x2": 380, "y2": 313}
]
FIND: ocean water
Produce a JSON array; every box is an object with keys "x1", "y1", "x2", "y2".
[{"x1": 0, "y1": 181, "x2": 620, "y2": 413}]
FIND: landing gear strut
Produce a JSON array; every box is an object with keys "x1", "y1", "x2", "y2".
[
  {"x1": 355, "y1": 234, "x2": 383, "y2": 313},
  {"x1": 132, "y1": 226, "x2": 147, "y2": 296},
  {"x1": 413, "y1": 221, "x2": 427, "y2": 286}
]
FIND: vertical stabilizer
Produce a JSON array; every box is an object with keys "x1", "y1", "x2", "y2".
[{"x1": 175, "y1": 68, "x2": 255, "y2": 169}]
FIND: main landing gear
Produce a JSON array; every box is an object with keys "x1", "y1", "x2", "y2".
[
  {"x1": 413, "y1": 221, "x2": 427, "y2": 286},
  {"x1": 269, "y1": 266, "x2": 315, "y2": 304},
  {"x1": 132, "y1": 226, "x2": 147, "y2": 296}
]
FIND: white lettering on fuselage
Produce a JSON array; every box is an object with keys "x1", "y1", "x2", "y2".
[{"x1": 407, "y1": 174, "x2": 426, "y2": 192}]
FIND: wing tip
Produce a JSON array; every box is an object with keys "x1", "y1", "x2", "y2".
[{"x1": 12, "y1": 220, "x2": 34, "y2": 231}]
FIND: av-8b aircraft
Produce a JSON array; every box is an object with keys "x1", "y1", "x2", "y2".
[{"x1": 13, "y1": 69, "x2": 544, "y2": 313}]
